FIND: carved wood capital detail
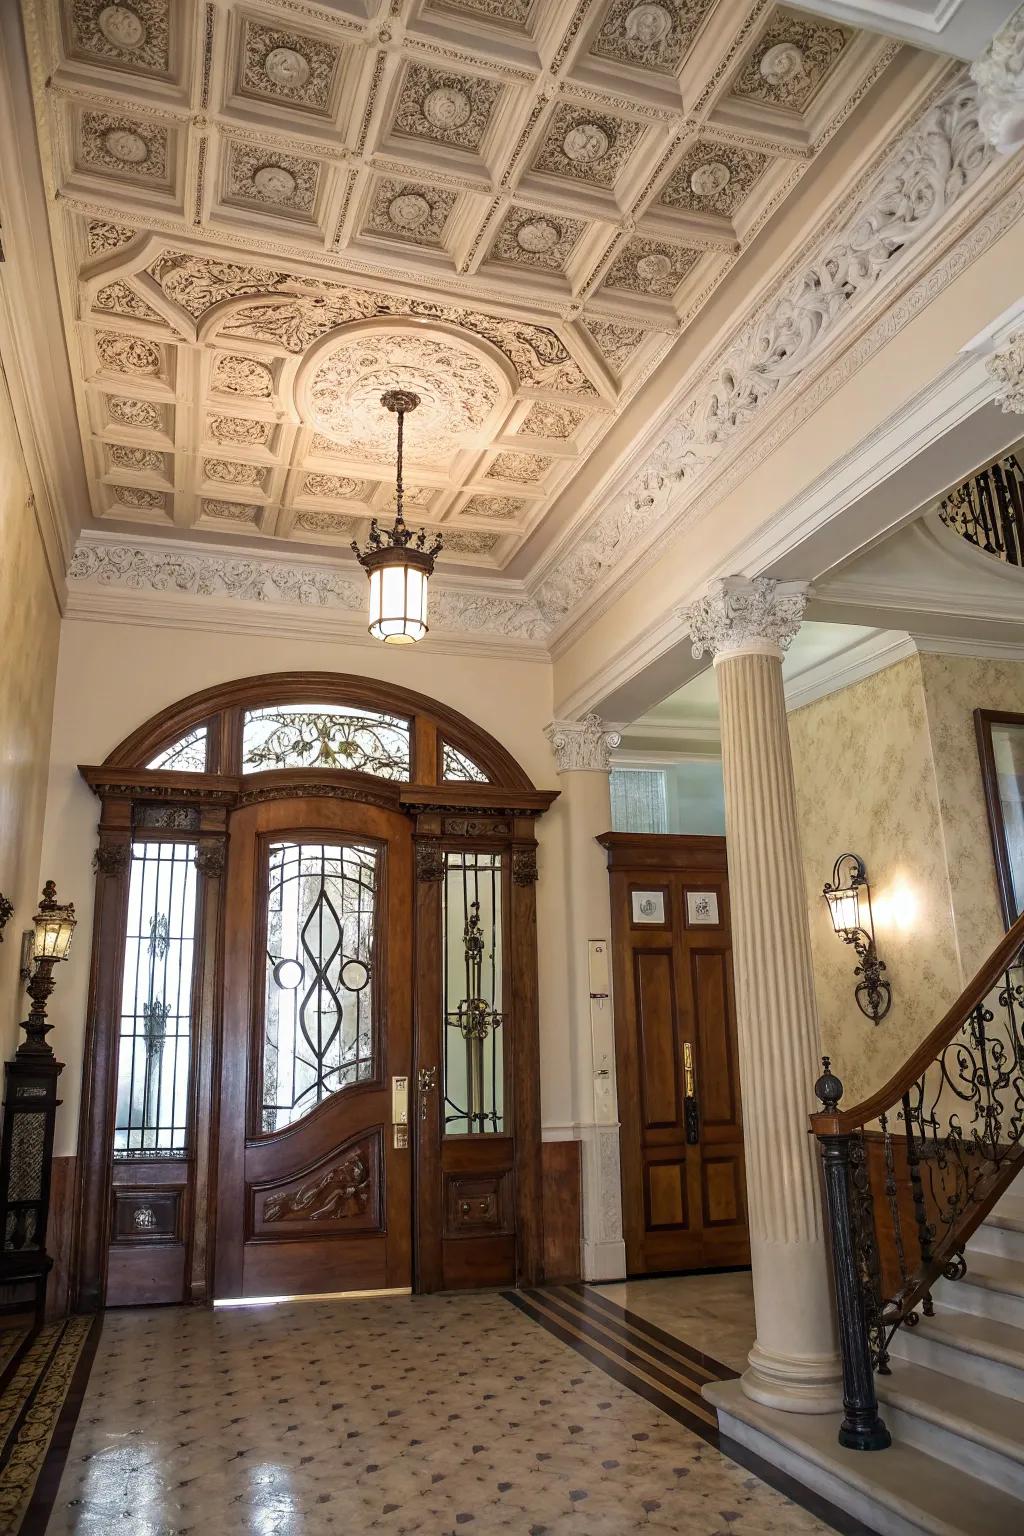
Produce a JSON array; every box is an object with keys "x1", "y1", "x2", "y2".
[
  {"x1": 194, "y1": 842, "x2": 226, "y2": 878},
  {"x1": 416, "y1": 842, "x2": 445, "y2": 882},
  {"x1": 93, "y1": 839, "x2": 131, "y2": 876},
  {"x1": 512, "y1": 847, "x2": 538, "y2": 885}
]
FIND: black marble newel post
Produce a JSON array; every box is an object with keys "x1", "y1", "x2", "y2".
[{"x1": 814, "y1": 1059, "x2": 891, "y2": 1452}]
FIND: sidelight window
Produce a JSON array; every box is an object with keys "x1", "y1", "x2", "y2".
[
  {"x1": 242, "y1": 704, "x2": 410, "y2": 778},
  {"x1": 147, "y1": 726, "x2": 208, "y2": 772},
  {"x1": 443, "y1": 851, "x2": 504, "y2": 1135},
  {"x1": 113, "y1": 842, "x2": 198, "y2": 1157},
  {"x1": 261, "y1": 841, "x2": 378, "y2": 1133},
  {"x1": 441, "y1": 742, "x2": 489, "y2": 783}
]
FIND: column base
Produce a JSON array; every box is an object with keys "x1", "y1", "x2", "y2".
[
  {"x1": 583, "y1": 1236, "x2": 627, "y2": 1283},
  {"x1": 742, "y1": 1340, "x2": 844, "y2": 1415}
]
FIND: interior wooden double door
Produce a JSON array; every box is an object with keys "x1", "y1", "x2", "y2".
[
  {"x1": 602, "y1": 834, "x2": 750, "y2": 1276},
  {"x1": 74, "y1": 673, "x2": 554, "y2": 1310}
]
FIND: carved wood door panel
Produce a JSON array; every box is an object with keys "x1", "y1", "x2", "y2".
[
  {"x1": 601, "y1": 834, "x2": 750, "y2": 1277},
  {"x1": 215, "y1": 797, "x2": 413, "y2": 1299}
]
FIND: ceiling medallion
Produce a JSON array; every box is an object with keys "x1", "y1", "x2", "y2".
[
  {"x1": 97, "y1": 5, "x2": 146, "y2": 51},
  {"x1": 351, "y1": 392, "x2": 443, "y2": 646},
  {"x1": 104, "y1": 128, "x2": 148, "y2": 164},
  {"x1": 690, "y1": 160, "x2": 731, "y2": 197},
  {"x1": 625, "y1": 4, "x2": 673, "y2": 47},
  {"x1": 389, "y1": 192, "x2": 431, "y2": 230},
  {"x1": 263, "y1": 47, "x2": 311, "y2": 89},
  {"x1": 516, "y1": 217, "x2": 561, "y2": 253},
  {"x1": 636, "y1": 252, "x2": 672, "y2": 288},
  {"x1": 423, "y1": 86, "x2": 472, "y2": 130},
  {"x1": 760, "y1": 42, "x2": 806, "y2": 86},
  {"x1": 563, "y1": 122, "x2": 610, "y2": 163},
  {"x1": 252, "y1": 165, "x2": 297, "y2": 201}
]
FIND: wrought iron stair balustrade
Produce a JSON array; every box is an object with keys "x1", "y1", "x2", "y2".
[
  {"x1": 938, "y1": 450, "x2": 1023, "y2": 567},
  {"x1": 810, "y1": 907, "x2": 1024, "y2": 1451}
]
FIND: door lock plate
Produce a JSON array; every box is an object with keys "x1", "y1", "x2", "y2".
[{"x1": 392, "y1": 1075, "x2": 409, "y2": 1126}]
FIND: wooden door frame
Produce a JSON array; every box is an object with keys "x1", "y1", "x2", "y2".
[{"x1": 73, "y1": 689, "x2": 556, "y2": 1310}]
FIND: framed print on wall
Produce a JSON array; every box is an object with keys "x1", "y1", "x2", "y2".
[
  {"x1": 685, "y1": 890, "x2": 720, "y2": 926},
  {"x1": 630, "y1": 889, "x2": 667, "y2": 926},
  {"x1": 975, "y1": 709, "x2": 1024, "y2": 927}
]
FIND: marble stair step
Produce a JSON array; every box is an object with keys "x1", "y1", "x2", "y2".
[
  {"x1": 933, "y1": 1251, "x2": 1024, "y2": 1326},
  {"x1": 877, "y1": 1358, "x2": 1024, "y2": 1498},
  {"x1": 705, "y1": 1377, "x2": 1024, "y2": 1536},
  {"x1": 971, "y1": 1199, "x2": 1024, "y2": 1262},
  {"x1": 891, "y1": 1309, "x2": 1024, "y2": 1399}
]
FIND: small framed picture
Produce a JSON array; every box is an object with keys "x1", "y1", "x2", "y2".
[
  {"x1": 686, "y1": 890, "x2": 720, "y2": 927},
  {"x1": 631, "y1": 889, "x2": 667, "y2": 926}
]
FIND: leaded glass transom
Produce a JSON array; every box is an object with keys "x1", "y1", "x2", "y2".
[
  {"x1": 147, "y1": 726, "x2": 208, "y2": 772},
  {"x1": 443, "y1": 851, "x2": 503, "y2": 1135},
  {"x1": 242, "y1": 705, "x2": 410, "y2": 778},
  {"x1": 114, "y1": 842, "x2": 198, "y2": 1157},
  {"x1": 442, "y1": 742, "x2": 490, "y2": 783},
  {"x1": 262, "y1": 841, "x2": 377, "y2": 1133}
]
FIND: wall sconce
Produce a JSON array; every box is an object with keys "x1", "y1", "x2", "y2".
[
  {"x1": 21, "y1": 881, "x2": 77, "y2": 1056},
  {"x1": 822, "y1": 854, "x2": 892, "y2": 1025}
]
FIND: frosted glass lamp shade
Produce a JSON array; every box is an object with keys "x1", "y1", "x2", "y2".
[{"x1": 367, "y1": 559, "x2": 429, "y2": 645}]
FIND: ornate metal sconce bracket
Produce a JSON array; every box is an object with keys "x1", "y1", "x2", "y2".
[{"x1": 823, "y1": 854, "x2": 892, "y2": 1025}]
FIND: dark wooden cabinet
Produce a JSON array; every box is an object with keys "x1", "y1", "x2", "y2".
[{"x1": 600, "y1": 833, "x2": 750, "y2": 1277}]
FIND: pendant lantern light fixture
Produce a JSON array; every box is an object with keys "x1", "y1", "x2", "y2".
[{"x1": 351, "y1": 391, "x2": 442, "y2": 645}]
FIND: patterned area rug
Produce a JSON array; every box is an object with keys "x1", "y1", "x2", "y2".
[{"x1": 0, "y1": 1317, "x2": 97, "y2": 1535}]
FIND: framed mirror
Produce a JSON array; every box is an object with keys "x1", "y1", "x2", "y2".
[{"x1": 976, "y1": 709, "x2": 1024, "y2": 926}]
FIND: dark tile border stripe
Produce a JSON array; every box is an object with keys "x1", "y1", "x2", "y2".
[
  {"x1": 552, "y1": 1286, "x2": 735, "y2": 1384},
  {"x1": 507, "y1": 1287, "x2": 875, "y2": 1536},
  {"x1": 18, "y1": 1316, "x2": 102, "y2": 1536}
]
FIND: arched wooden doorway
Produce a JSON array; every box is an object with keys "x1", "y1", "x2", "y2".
[{"x1": 74, "y1": 674, "x2": 556, "y2": 1310}]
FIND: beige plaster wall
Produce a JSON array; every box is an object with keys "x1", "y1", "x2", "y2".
[
  {"x1": 40, "y1": 618, "x2": 573, "y2": 1155},
  {"x1": 789, "y1": 655, "x2": 962, "y2": 1108},
  {"x1": 0, "y1": 366, "x2": 61, "y2": 1059},
  {"x1": 920, "y1": 652, "x2": 1024, "y2": 977}
]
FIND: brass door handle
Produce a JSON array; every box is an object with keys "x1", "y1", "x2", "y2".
[{"x1": 683, "y1": 1042, "x2": 699, "y2": 1146}]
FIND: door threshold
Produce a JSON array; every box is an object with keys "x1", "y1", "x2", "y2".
[{"x1": 213, "y1": 1287, "x2": 412, "y2": 1308}]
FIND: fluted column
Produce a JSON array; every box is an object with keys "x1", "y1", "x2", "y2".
[
  {"x1": 686, "y1": 576, "x2": 842, "y2": 1414},
  {"x1": 544, "y1": 714, "x2": 626, "y2": 1281}
]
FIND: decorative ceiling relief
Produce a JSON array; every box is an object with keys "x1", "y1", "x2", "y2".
[
  {"x1": 488, "y1": 206, "x2": 586, "y2": 272},
  {"x1": 392, "y1": 65, "x2": 501, "y2": 152},
  {"x1": 659, "y1": 140, "x2": 769, "y2": 218},
  {"x1": 30, "y1": 0, "x2": 966, "y2": 640},
  {"x1": 531, "y1": 105, "x2": 644, "y2": 188},
  {"x1": 731, "y1": 8, "x2": 852, "y2": 114},
  {"x1": 443, "y1": 529, "x2": 501, "y2": 554},
  {"x1": 363, "y1": 178, "x2": 457, "y2": 246},
  {"x1": 603, "y1": 236, "x2": 699, "y2": 296},
  {"x1": 590, "y1": 0, "x2": 715, "y2": 75},
  {"x1": 237, "y1": 19, "x2": 342, "y2": 113},
  {"x1": 68, "y1": 0, "x2": 170, "y2": 74},
  {"x1": 113, "y1": 485, "x2": 166, "y2": 510}
]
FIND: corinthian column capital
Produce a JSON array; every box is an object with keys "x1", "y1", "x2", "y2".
[
  {"x1": 544, "y1": 713, "x2": 622, "y2": 772},
  {"x1": 972, "y1": 4, "x2": 1024, "y2": 155},
  {"x1": 684, "y1": 575, "x2": 810, "y2": 664}
]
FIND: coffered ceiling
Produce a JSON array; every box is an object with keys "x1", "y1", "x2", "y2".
[{"x1": 23, "y1": 0, "x2": 910, "y2": 574}]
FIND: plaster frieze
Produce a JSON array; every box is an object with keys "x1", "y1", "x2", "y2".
[
  {"x1": 534, "y1": 75, "x2": 995, "y2": 629},
  {"x1": 971, "y1": 3, "x2": 1024, "y2": 155},
  {"x1": 544, "y1": 714, "x2": 623, "y2": 772},
  {"x1": 66, "y1": 539, "x2": 549, "y2": 643},
  {"x1": 986, "y1": 326, "x2": 1024, "y2": 412},
  {"x1": 685, "y1": 575, "x2": 809, "y2": 662}
]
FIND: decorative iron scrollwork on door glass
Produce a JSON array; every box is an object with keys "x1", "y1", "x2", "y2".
[
  {"x1": 443, "y1": 852, "x2": 504, "y2": 1135},
  {"x1": 113, "y1": 842, "x2": 199, "y2": 1157},
  {"x1": 242, "y1": 704, "x2": 410, "y2": 778},
  {"x1": 261, "y1": 841, "x2": 377, "y2": 1133},
  {"x1": 146, "y1": 726, "x2": 208, "y2": 772},
  {"x1": 441, "y1": 742, "x2": 489, "y2": 783}
]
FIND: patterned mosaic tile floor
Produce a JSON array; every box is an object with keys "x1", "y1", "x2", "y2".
[{"x1": 39, "y1": 1288, "x2": 850, "y2": 1536}]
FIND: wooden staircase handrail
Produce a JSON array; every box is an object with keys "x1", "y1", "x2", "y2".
[{"x1": 810, "y1": 907, "x2": 1024, "y2": 1136}]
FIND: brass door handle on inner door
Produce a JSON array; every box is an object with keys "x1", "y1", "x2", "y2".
[{"x1": 683, "y1": 1042, "x2": 700, "y2": 1146}]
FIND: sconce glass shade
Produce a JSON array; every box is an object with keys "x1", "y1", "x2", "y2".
[
  {"x1": 824, "y1": 884, "x2": 862, "y2": 937},
  {"x1": 367, "y1": 559, "x2": 429, "y2": 645},
  {"x1": 32, "y1": 881, "x2": 77, "y2": 962}
]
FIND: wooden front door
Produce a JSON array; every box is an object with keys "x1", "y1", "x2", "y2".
[
  {"x1": 601, "y1": 834, "x2": 749, "y2": 1276},
  {"x1": 215, "y1": 797, "x2": 413, "y2": 1299}
]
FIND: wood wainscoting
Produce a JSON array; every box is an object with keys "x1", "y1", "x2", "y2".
[
  {"x1": 46, "y1": 1156, "x2": 76, "y2": 1321},
  {"x1": 600, "y1": 834, "x2": 750, "y2": 1278},
  {"x1": 541, "y1": 1141, "x2": 582, "y2": 1283}
]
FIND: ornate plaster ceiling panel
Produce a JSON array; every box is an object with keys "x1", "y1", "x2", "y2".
[{"x1": 23, "y1": 0, "x2": 921, "y2": 599}]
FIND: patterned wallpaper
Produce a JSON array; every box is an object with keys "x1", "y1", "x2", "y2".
[
  {"x1": 788, "y1": 656, "x2": 963, "y2": 1108},
  {"x1": 919, "y1": 652, "x2": 1024, "y2": 977}
]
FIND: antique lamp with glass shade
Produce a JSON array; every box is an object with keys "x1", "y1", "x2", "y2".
[
  {"x1": 352, "y1": 391, "x2": 443, "y2": 645},
  {"x1": 0, "y1": 881, "x2": 77, "y2": 1321},
  {"x1": 822, "y1": 853, "x2": 891, "y2": 1024}
]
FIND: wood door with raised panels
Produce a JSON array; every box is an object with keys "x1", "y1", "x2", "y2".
[
  {"x1": 215, "y1": 796, "x2": 413, "y2": 1300},
  {"x1": 601, "y1": 834, "x2": 749, "y2": 1277}
]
